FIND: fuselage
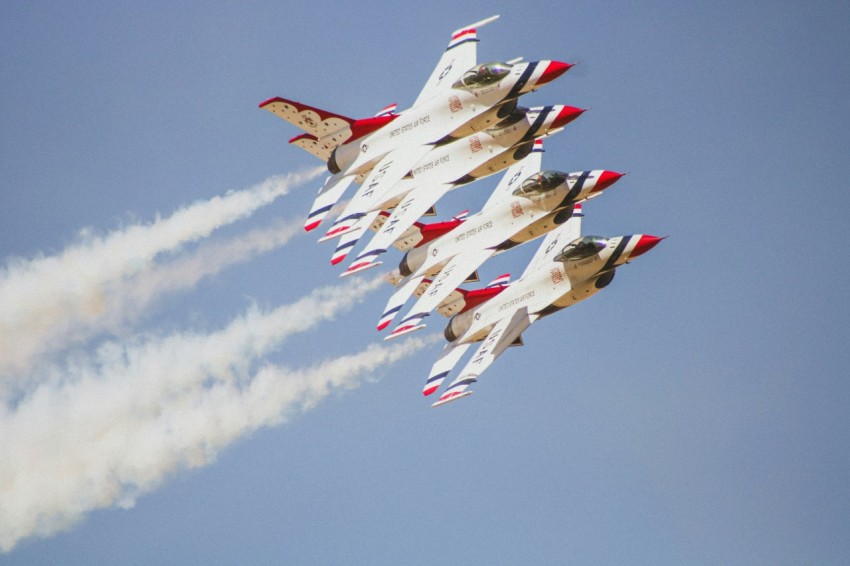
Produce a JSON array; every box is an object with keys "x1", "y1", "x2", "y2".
[
  {"x1": 360, "y1": 105, "x2": 582, "y2": 218},
  {"x1": 328, "y1": 61, "x2": 567, "y2": 177},
  {"x1": 402, "y1": 168, "x2": 620, "y2": 278},
  {"x1": 445, "y1": 234, "x2": 657, "y2": 344}
]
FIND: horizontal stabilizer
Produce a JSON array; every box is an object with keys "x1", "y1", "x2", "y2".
[
  {"x1": 432, "y1": 390, "x2": 473, "y2": 408},
  {"x1": 384, "y1": 322, "x2": 426, "y2": 341},
  {"x1": 289, "y1": 133, "x2": 333, "y2": 162},
  {"x1": 386, "y1": 309, "x2": 428, "y2": 339},
  {"x1": 431, "y1": 386, "x2": 478, "y2": 407},
  {"x1": 260, "y1": 97, "x2": 354, "y2": 144},
  {"x1": 342, "y1": 257, "x2": 383, "y2": 277}
]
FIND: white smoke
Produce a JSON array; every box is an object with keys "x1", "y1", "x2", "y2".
[
  {"x1": 0, "y1": 275, "x2": 434, "y2": 552},
  {"x1": 50, "y1": 218, "x2": 303, "y2": 352},
  {"x1": 0, "y1": 168, "x2": 322, "y2": 378}
]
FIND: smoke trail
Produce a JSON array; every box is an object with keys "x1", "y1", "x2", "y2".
[
  {"x1": 128, "y1": 218, "x2": 302, "y2": 305},
  {"x1": 0, "y1": 168, "x2": 322, "y2": 378},
  {"x1": 14, "y1": 218, "x2": 304, "y2": 366},
  {"x1": 0, "y1": 275, "x2": 434, "y2": 552}
]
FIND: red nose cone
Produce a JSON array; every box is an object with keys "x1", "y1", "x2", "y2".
[
  {"x1": 630, "y1": 235, "x2": 665, "y2": 258},
  {"x1": 536, "y1": 60, "x2": 574, "y2": 86},
  {"x1": 592, "y1": 170, "x2": 625, "y2": 194},
  {"x1": 551, "y1": 105, "x2": 586, "y2": 129}
]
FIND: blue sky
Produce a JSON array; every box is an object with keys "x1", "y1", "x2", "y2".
[{"x1": 2, "y1": 1, "x2": 849, "y2": 564}]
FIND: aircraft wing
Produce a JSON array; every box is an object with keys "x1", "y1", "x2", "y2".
[
  {"x1": 432, "y1": 307, "x2": 539, "y2": 407},
  {"x1": 330, "y1": 209, "x2": 381, "y2": 265},
  {"x1": 304, "y1": 174, "x2": 355, "y2": 231},
  {"x1": 377, "y1": 274, "x2": 427, "y2": 331},
  {"x1": 389, "y1": 247, "x2": 496, "y2": 339},
  {"x1": 412, "y1": 15, "x2": 500, "y2": 107},
  {"x1": 519, "y1": 203, "x2": 584, "y2": 278},
  {"x1": 481, "y1": 139, "x2": 544, "y2": 209},
  {"x1": 260, "y1": 97, "x2": 355, "y2": 144},
  {"x1": 322, "y1": 144, "x2": 434, "y2": 240},
  {"x1": 344, "y1": 182, "x2": 455, "y2": 275},
  {"x1": 424, "y1": 341, "x2": 473, "y2": 396}
]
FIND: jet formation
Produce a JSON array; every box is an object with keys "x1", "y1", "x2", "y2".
[{"x1": 261, "y1": 15, "x2": 663, "y2": 406}]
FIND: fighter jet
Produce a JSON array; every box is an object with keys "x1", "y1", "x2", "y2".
[
  {"x1": 425, "y1": 208, "x2": 664, "y2": 407},
  {"x1": 369, "y1": 143, "x2": 624, "y2": 336},
  {"x1": 326, "y1": 103, "x2": 586, "y2": 265},
  {"x1": 260, "y1": 15, "x2": 572, "y2": 232}
]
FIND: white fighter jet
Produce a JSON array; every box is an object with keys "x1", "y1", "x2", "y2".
[
  {"x1": 260, "y1": 15, "x2": 572, "y2": 232},
  {"x1": 424, "y1": 208, "x2": 664, "y2": 407},
  {"x1": 327, "y1": 103, "x2": 586, "y2": 265},
  {"x1": 371, "y1": 143, "x2": 624, "y2": 336}
]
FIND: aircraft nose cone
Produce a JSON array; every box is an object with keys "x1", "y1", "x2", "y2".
[
  {"x1": 535, "y1": 60, "x2": 574, "y2": 86},
  {"x1": 630, "y1": 235, "x2": 665, "y2": 258},
  {"x1": 551, "y1": 105, "x2": 586, "y2": 129},
  {"x1": 592, "y1": 170, "x2": 625, "y2": 193}
]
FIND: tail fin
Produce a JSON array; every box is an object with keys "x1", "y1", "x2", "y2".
[
  {"x1": 486, "y1": 273, "x2": 511, "y2": 288},
  {"x1": 374, "y1": 103, "x2": 398, "y2": 117},
  {"x1": 436, "y1": 274, "x2": 510, "y2": 317},
  {"x1": 414, "y1": 210, "x2": 469, "y2": 248}
]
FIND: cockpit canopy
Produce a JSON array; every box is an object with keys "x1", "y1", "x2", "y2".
[
  {"x1": 453, "y1": 62, "x2": 513, "y2": 90},
  {"x1": 555, "y1": 236, "x2": 608, "y2": 262},
  {"x1": 513, "y1": 170, "x2": 568, "y2": 197}
]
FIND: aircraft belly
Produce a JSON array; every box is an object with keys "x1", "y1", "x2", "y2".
[
  {"x1": 562, "y1": 258, "x2": 605, "y2": 281},
  {"x1": 505, "y1": 212, "x2": 560, "y2": 245},
  {"x1": 417, "y1": 206, "x2": 514, "y2": 275},
  {"x1": 551, "y1": 275, "x2": 607, "y2": 309},
  {"x1": 407, "y1": 90, "x2": 509, "y2": 147}
]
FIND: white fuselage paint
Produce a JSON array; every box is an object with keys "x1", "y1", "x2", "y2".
[
  {"x1": 335, "y1": 62, "x2": 546, "y2": 177},
  {"x1": 367, "y1": 105, "x2": 566, "y2": 213},
  {"x1": 453, "y1": 236, "x2": 641, "y2": 344}
]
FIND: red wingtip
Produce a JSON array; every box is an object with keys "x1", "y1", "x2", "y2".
[
  {"x1": 304, "y1": 220, "x2": 321, "y2": 232},
  {"x1": 330, "y1": 255, "x2": 346, "y2": 266},
  {"x1": 377, "y1": 320, "x2": 391, "y2": 332},
  {"x1": 423, "y1": 385, "x2": 439, "y2": 396}
]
